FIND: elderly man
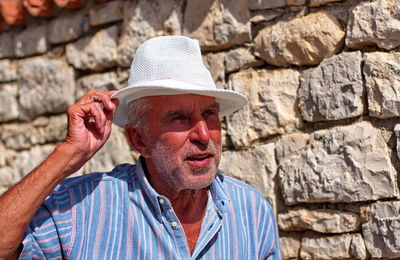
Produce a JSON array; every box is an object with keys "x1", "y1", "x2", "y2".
[{"x1": 0, "y1": 36, "x2": 281, "y2": 259}]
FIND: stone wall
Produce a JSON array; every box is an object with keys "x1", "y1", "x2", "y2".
[{"x1": 0, "y1": 0, "x2": 400, "y2": 258}]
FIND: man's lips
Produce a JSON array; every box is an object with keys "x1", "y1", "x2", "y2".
[{"x1": 185, "y1": 153, "x2": 214, "y2": 167}]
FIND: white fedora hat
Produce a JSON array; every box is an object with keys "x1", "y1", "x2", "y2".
[{"x1": 112, "y1": 35, "x2": 248, "y2": 127}]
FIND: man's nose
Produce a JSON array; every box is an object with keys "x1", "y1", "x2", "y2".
[{"x1": 189, "y1": 119, "x2": 211, "y2": 144}]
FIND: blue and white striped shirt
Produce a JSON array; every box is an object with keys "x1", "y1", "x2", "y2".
[{"x1": 21, "y1": 159, "x2": 281, "y2": 259}]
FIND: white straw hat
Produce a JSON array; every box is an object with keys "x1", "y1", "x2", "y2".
[{"x1": 112, "y1": 35, "x2": 248, "y2": 127}]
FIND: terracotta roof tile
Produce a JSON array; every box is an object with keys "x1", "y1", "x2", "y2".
[
  {"x1": 0, "y1": 0, "x2": 26, "y2": 26},
  {"x1": 0, "y1": 0, "x2": 97, "y2": 27},
  {"x1": 53, "y1": 0, "x2": 84, "y2": 8},
  {"x1": 24, "y1": 0, "x2": 54, "y2": 17}
]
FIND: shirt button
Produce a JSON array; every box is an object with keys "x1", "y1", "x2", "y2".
[
  {"x1": 159, "y1": 198, "x2": 165, "y2": 205},
  {"x1": 171, "y1": 221, "x2": 178, "y2": 228}
]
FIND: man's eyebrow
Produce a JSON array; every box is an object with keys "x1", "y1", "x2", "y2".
[
  {"x1": 161, "y1": 109, "x2": 187, "y2": 123},
  {"x1": 204, "y1": 103, "x2": 220, "y2": 111}
]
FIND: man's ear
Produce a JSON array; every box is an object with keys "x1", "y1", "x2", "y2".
[{"x1": 124, "y1": 124, "x2": 151, "y2": 158}]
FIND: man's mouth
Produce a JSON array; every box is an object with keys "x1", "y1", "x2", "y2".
[{"x1": 185, "y1": 153, "x2": 213, "y2": 167}]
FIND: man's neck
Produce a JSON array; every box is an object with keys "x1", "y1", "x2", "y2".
[{"x1": 141, "y1": 157, "x2": 209, "y2": 254}]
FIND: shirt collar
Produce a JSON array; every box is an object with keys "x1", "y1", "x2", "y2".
[{"x1": 134, "y1": 157, "x2": 229, "y2": 220}]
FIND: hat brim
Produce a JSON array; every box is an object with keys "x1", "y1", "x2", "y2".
[{"x1": 111, "y1": 79, "x2": 248, "y2": 127}]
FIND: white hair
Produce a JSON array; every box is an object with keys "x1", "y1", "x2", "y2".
[{"x1": 127, "y1": 97, "x2": 151, "y2": 129}]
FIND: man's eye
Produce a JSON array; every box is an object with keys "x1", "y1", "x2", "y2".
[
  {"x1": 173, "y1": 115, "x2": 189, "y2": 122},
  {"x1": 204, "y1": 110, "x2": 217, "y2": 117}
]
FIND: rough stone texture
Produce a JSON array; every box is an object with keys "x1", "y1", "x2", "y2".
[
  {"x1": 76, "y1": 72, "x2": 119, "y2": 99},
  {"x1": 363, "y1": 52, "x2": 400, "y2": 119},
  {"x1": 183, "y1": 0, "x2": 250, "y2": 51},
  {"x1": 0, "y1": 60, "x2": 17, "y2": 83},
  {"x1": 0, "y1": 32, "x2": 14, "y2": 58},
  {"x1": 346, "y1": 0, "x2": 400, "y2": 50},
  {"x1": 280, "y1": 235, "x2": 301, "y2": 259},
  {"x1": 203, "y1": 52, "x2": 226, "y2": 90},
  {"x1": 350, "y1": 233, "x2": 367, "y2": 260},
  {"x1": 300, "y1": 234, "x2": 363, "y2": 259},
  {"x1": 278, "y1": 208, "x2": 361, "y2": 233},
  {"x1": 0, "y1": 115, "x2": 67, "y2": 150},
  {"x1": 254, "y1": 11, "x2": 345, "y2": 67},
  {"x1": 89, "y1": 0, "x2": 124, "y2": 26},
  {"x1": 248, "y1": 0, "x2": 286, "y2": 10},
  {"x1": 15, "y1": 24, "x2": 48, "y2": 57},
  {"x1": 224, "y1": 48, "x2": 263, "y2": 73},
  {"x1": 48, "y1": 11, "x2": 89, "y2": 44},
  {"x1": 117, "y1": 0, "x2": 182, "y2": 67},
  {"x1": 278, "y1": 122, "x2": 398, "y2": 205},
  {"x1": 13, "y1": 145, "x2": 55, "y2": 179},
  {"x1": 276, "y1": 133, "x2": 309, "y2": 162},
  {"x1": 227, "y1": 69, "x2": 301, "y2": 147},
  {"x1": 18, "y1": 57, "x2": 75, "y2": 121},
  {"x1": 0, "y1": 84, "x2": 19, "y2": 122},
  {"x1": 79, "y1": 126, "x2": 137, "y2": 175},
  {"x1": 298, "y1": 51, "x2": 364, "y2": 122},
  {"x1": 362, "y1": 201, "x2": 400, "y2": 258},
  {"x1": 219, "y1": 143, "x2": 279, "y2": 211},
  {"x1": 66, "y1": 25, "x2": 118, "y2": 71},
  {"x1": 309, "y1": 0, "x2": 344, "y2": 7},
  {"x1": 0, "y1": 167, "x2": 16, "y2": 192}
]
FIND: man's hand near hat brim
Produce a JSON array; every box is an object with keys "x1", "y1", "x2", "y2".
[{"x1": 0, "y1": 90, "x2": 119, "y2": 259}]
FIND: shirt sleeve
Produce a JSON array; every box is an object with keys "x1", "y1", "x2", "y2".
[
  {"x1": 258, "y1": 198, "x2": 282, "y2": 260},
  {"x1": 19, "y1": 186, "x2": 73, "y2": 259}
]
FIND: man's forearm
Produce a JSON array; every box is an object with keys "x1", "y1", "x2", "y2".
[{"x1": 0, "y1": 143, "x2": 85, "y2": 258}]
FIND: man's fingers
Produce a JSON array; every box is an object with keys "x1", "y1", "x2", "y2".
[
  {"x1": 79, "y1": 102, "x2": 107, "y2": 134},
  {"x1": 77, "y1": 90, "x2": 119, "y2": 112}
]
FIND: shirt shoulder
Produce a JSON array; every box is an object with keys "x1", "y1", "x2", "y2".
[{"x1": 42, "y1": 163, "x2": 137, "y2": 207}]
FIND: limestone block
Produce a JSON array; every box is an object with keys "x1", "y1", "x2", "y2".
[
  {"x1": 350, "y1": 233, "x2": 367, "y2": 260},
  {"x1": 278, "y1": 208, "x2": 360, "y2": 233},
  {"x1": 1, "y1": 115, "x2": 67, "y2": 150},
  {"x1": 363, "y1": 52, "x2": 400, "y2": 119},
  {"x1": 227, "y1": 69, "x2": 301, "y2": 147},
  {"x1": 0, "y1": 60, "x2": 17, "y2": 82},
  {"x1": 18, "y1": 57, "x2": 75, "y2": 121},
  {"x1": 248, "y1": 0, "x2": 286, "y2": 10},
  {"x1": 13, "y1": 145, "x2": 55, "y2": 179},
  {"x1": 203, "y1": 52, "x2": 225, "y2": 90},
  {"x1": 309, "y1": 0, "x2": 343, "y2": 7},
  {"x1": 298, "y1": 51, "x2": 364, "y2": 122},
  {"x1": 183, "y1": 0, "x2": 250, "y2": 51},
  {"x1": 0, "y1": 143, "x2": 17, "y2": 168},
  {"x1": 15, "y1": 24, "x2": 48, "y2": 57},
  {"x1": 76, "y1": 72, "x2": 119, "y2": 99},
  {"x1": 48, "y1": 11, "x2": 88, "y2": 44},
  {"x1": 250, "y1": 9, "x2": 285, "y2": 24},
  {"x1": 66, "y1": 26, "x2": 118, "y2": 71},
  {"x1": 362, "y1": 201, "x2": 400, "y2": 258},
  {"x1": 219, "y1": 143, "x2": 278, "y2": 212},
  {"x1": 278, "y1": 122, "x2": 398, "y2": 205},
  {"x1": 117, "y1": 0, "x2": 183, "y2": 67},
  {"x1": 346, "y1": 0, "x2": 400, "y2": 50},
  {"x1": 0, "y1": 167, "x2": 16, "y2": 189},
  {"x1": 276, "y1": 133, "x2": 309, "y2": 162},
  {"x1": 89, "y1": 0, "x2": 124, "y2": 26},
  {"x1": 0, "y1": 84, "x2": 19, "y2": 122},
  {"x1": 300, "y1": 234, "x2": 362, "y2": 259},
  {"x1": 224, "y1": 48, "x2": 263, "y2": 73},
  {"x1": 254, "y1": 11, "x2": 344, "y2": 67},
  {"x1": 0, "y1": 32, "x2": 14, "y2": 58},
  {"x1": 80, "y1": 125, "x2": 136, "y2": 174},
  {"x1": 280, "y1": 235, "x2": 301, "y2": 259}
]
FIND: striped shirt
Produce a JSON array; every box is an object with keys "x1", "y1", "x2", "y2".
[{"x1": 21, "y1": 159, "x2": 282, "y2": 259}]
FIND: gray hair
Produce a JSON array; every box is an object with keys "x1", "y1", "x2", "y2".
[{"x1": 127, "y1": 97, "x2": 151, "y2": 129}]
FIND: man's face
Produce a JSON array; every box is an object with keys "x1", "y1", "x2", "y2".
[{"x1": 131, "y1": 94, "x2": 222, "y2": 193}]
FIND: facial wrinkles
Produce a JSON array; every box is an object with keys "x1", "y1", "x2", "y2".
[{"x1": 147, "y1": 131, "x2": 221, "y2": 191}]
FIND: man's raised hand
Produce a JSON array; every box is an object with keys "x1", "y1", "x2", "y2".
[{"x1": 64, "y1": 90, "x2": 119, "y2": 163}]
